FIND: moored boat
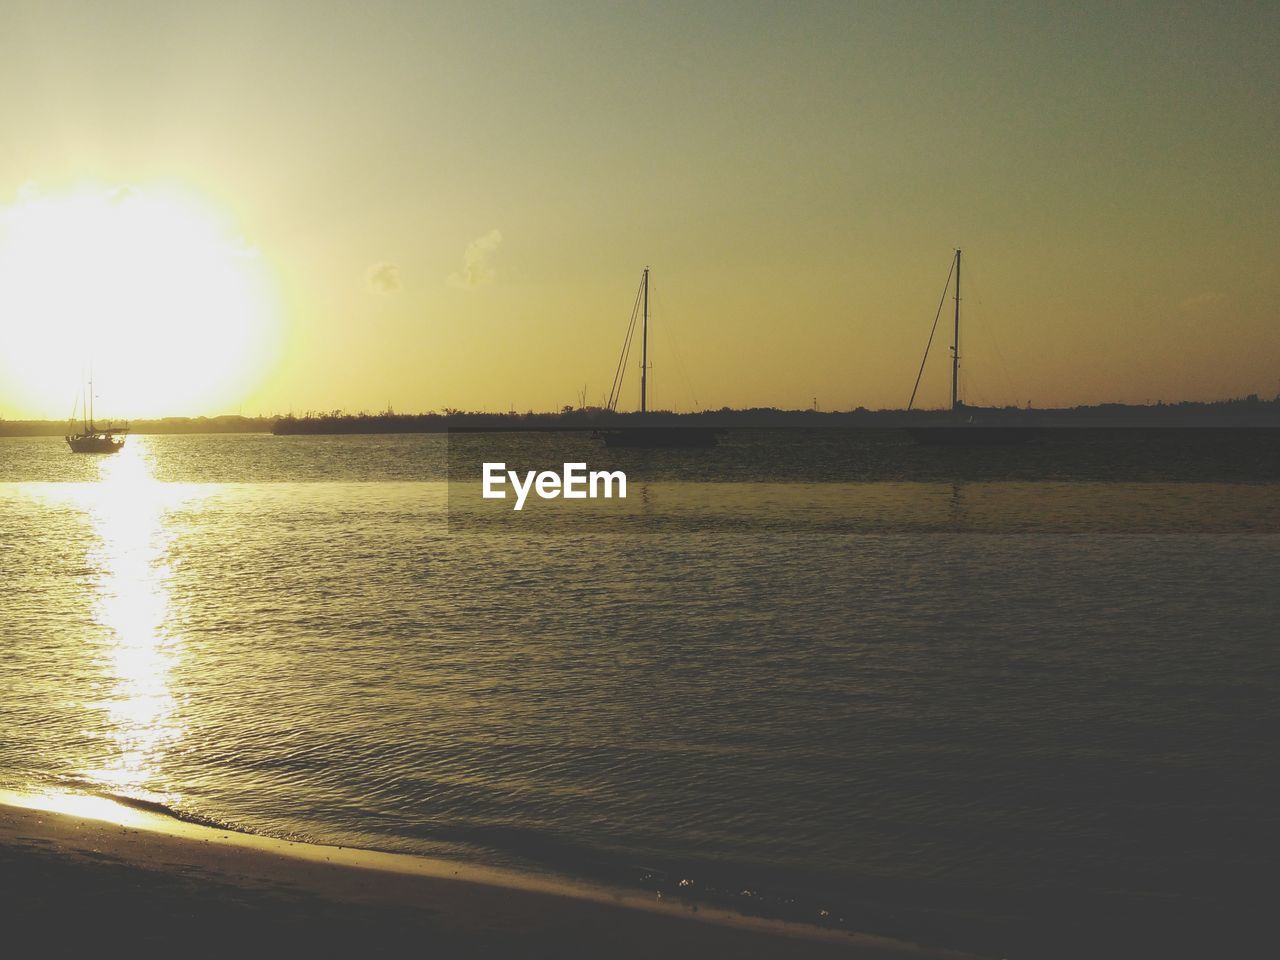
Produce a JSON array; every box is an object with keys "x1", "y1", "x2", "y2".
[
  {"x1": 599, "y1": 426, "x2": 719, "y2": 448},
  {"x1": 66, "y1": 375, "x2": 128, "y2": 453},
  {"x1": 906, "y1": 249, "x2": 1035, "y2": 446},
  {"x1": 598, "y1": 266, "x2": 720, "y2": 449}
]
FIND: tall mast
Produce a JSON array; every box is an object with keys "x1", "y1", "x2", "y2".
[
  {"x1": 640, "y1": 266, "x2": 649, "y2": 414},
  {"x1": 88, "y1": 372, "x2": 94, "y2": 432},
  {"x1": 951, "y1": 248, "x2": 961, "y2": 413}
]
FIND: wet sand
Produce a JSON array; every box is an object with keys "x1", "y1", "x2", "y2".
[{"x1": 0, "y1": 796, "x2": 967, "y2": 958}]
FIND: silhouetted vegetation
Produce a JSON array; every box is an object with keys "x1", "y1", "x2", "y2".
[
  {"x1": 0, "y1": 415, "x2": 275, "y2": 437},
  {"x1": 271, "y1": 396, "x2": 1280, "y2": 433},
  {"x1": 3, "y1": 397, "x2": 1276, "y2": 437}
]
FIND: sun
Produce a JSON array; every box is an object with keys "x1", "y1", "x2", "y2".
[{"x1": 0, "y1": 183, "x2": 280, "y2": 419}]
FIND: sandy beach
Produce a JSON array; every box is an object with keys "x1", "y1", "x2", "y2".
[{"x1": 0, "y1": 795, "x2": 967, "y2": 958}]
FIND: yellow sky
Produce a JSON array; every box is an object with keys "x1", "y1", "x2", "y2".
[{"x1": 0, "y1": 1, "x2": 1277, "y2": 419}]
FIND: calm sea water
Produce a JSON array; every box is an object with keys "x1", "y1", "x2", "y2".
[{"x1": 1, "y1": 432, "x2": 1276, "y2": 957}]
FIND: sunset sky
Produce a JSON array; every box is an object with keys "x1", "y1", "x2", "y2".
[{"x1": 0, "y1": 1, "x2": 1276, "y2": 419}]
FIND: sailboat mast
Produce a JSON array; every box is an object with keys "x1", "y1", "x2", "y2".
[
  {"x1": 951, "y1": 249, "x2": 961, "y2": 413},
  {"x1": 87, "y1": 373, "x2": 94, "y2": 432},
  {"x1": 640, "y1": 266, "x2": 649, "y2": 414}
]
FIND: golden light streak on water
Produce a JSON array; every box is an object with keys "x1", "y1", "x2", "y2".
[
  {"x1": 73, "y1": 440, "x2": 191, "y2": 801},
  {"x1": 0, "y1": 788, "x2": 156, "y2": 828}
]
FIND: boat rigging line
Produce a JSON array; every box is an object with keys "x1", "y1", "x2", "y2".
[
  {"x1": 607, "y1": 272, "x2": 646, "y2": 412},
  {"x1": 907, "y1": 251, "x2": 957, "y2": 411}
]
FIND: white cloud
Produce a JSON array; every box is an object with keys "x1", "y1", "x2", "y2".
[
  {"x1": 367, "y1": 261, "x2": 402, "y2": 295},
  {"x1": 449, "y1": 229, "x2": 502, "y2": 288}
]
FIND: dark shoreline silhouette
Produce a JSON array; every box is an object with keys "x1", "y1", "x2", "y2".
[
  {"x1": 0, "y1": 415, "x2": 273, "y2": 437},
  {"x1": 274, "y1": 395, "x2": 1280, "y2": 433},
  {"x1": 1, "y1": 396, "x2": 1276, "y2": 436}
]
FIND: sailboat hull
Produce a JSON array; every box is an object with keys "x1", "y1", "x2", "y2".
[
  {"x1": 908, "y1": 425, "x2": 1036, "y2": 446},
  {"x1": 598, "y1": 427, "x2": 720, "y2": 449},
  {"x1": 67, "y1": 434, "x2": 126, "y2": 453}
]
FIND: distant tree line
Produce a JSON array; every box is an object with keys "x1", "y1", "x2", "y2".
[
  {"x1": 272, "y1": 395, "x2": 1280, "y2": 434},
  {"x1": 3, "y1": 396, "x2": 1276, "y2": 437},
  {"x1": 0, "y1": 415, "x2": 275, "y2": 437}
]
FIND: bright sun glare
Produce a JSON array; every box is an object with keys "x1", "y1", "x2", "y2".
[{"x1": 0, "y1": 183, "x2": 279, "y2": 418}]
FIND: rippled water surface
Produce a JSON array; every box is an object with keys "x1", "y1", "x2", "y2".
[{"x1": 1, "y1": 432, "x2": 1276, "y2": 957}]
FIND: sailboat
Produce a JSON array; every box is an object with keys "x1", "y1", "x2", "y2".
[
  {"x1": 597, "y1": 266, "x2": 719, "y2": 448},
  {"x1": 66, "y1": 375, "x2": 128, "y2": 453},
  {"x1": 907, "y1": 249, "x2": 1035, "y2": 445}
]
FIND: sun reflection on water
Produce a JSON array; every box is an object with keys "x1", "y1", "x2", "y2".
[{"x1": 75, "y1": 440, "x2": 190, "y2": 801}]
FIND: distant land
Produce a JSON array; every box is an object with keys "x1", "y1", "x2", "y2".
[
  {"x1": 3, "y1": 396, "x2": 1278, "y2": 436},
  {"x1": 0, "y1": 415, "x2": 275, "y2": 437}
]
